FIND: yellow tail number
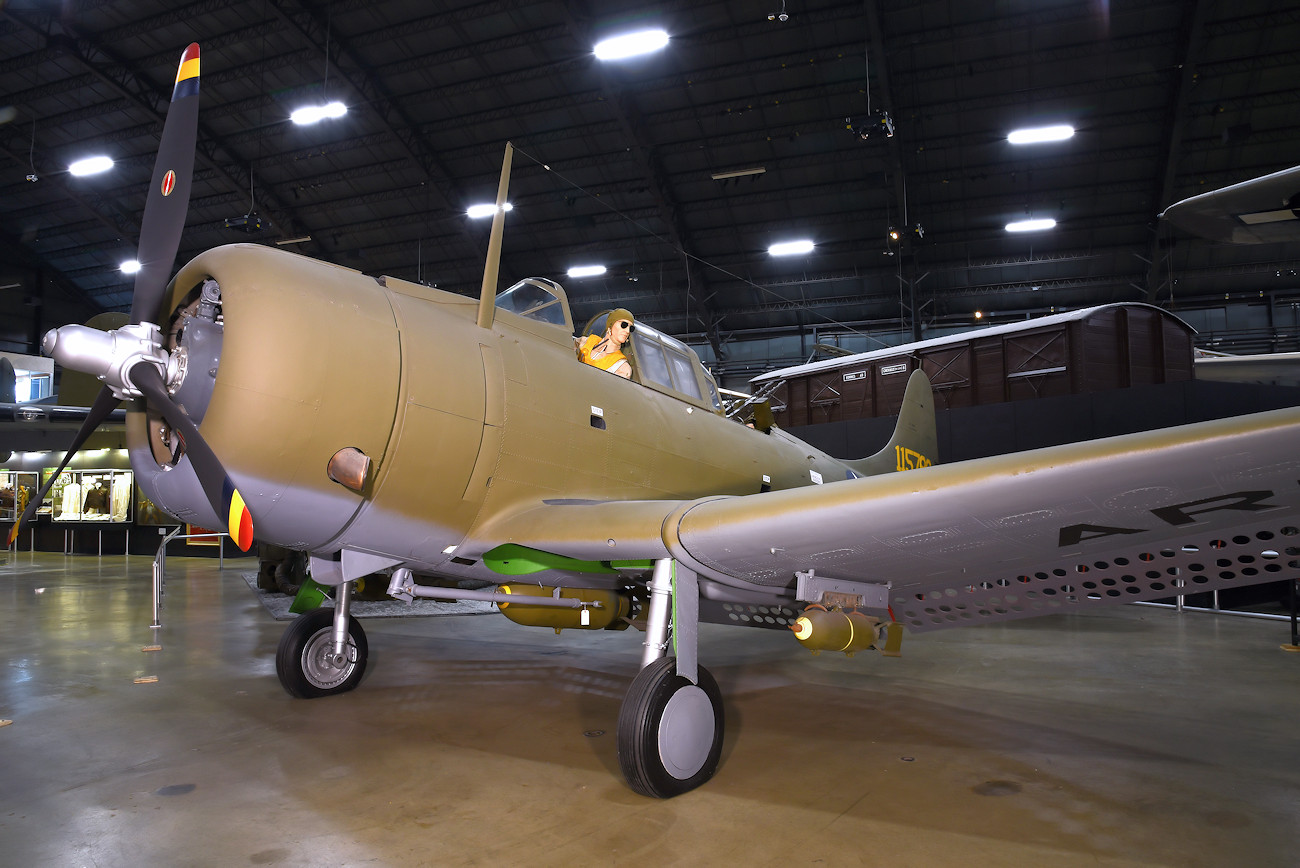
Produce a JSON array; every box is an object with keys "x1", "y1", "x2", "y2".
[{"x1": 895, "y1": 445, "x2": 931, "y2": 471}]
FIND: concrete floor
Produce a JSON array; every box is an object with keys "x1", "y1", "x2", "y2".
[{"x1": 2, "y1": 550, "x2": 1298, "y2": 867}]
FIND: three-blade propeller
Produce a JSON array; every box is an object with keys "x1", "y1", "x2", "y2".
[{"x1": 7, "y1": 44, "x2": 254, "y2": 552}]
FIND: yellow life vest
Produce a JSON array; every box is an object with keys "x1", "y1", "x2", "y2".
[{"x1": 578, "y1": 334, "x2": 629, "y2": 374}]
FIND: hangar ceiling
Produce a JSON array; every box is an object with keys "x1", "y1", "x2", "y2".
[{"x1": 2, "y1": 0, "x2": 1299, "y2": 380}]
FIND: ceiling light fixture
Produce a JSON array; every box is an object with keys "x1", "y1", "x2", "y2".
[
  {"x1": 567, "y1": 265, "x2": 607, "y2": 278},
  {"x1": 467, "y1": 202, "x2": 514, "y2": 219},
  {"x1": 119, "y1": 259, "x2": 140, "y2": 274},
  {"x1": 594, "y1": 29, "x2": 669, "y2": 61},
  {"x1": 768, "y1": 240, "x2": 814, "y2": 256},
  {"x1": 1007, "y1": 124, "x2": 1075, "y2": 145},
  {"x1": 1005, "y1": 218, "x2": 1057, "y2": 233},
  {"x1": 290, "y1": 101, "x2": 347, "y2": 126},
  {"x1": 68, "y1": 155, "x2": 114, "y2": 176},
  {"x1": 275, "y1": 236, "x2": 312, "y2": 245}
]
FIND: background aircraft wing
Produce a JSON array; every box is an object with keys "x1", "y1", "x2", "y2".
[
  {"x1": 1194, "y1": 351, "x2": 1300, "y2": 387},
  {"x1": 493, "y1": 408, "x2": 1300, "y2": 634},
  {"x1": 1160, "y1": 164, "x2": 1300, "y2": 243},
  {"x1": 0, "y1": 402, "x2": 126, "y2": 454}
]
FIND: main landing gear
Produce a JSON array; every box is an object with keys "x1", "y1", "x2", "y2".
[
  {"x1": 272, "y1": 554, "x2": 725, "y2": 797},
  {"x1": 616, "y1": 560, "x2": 725, "y2": 798},
  {"x1": 275, "y1": 580, "x2": 368, "y2": 698}
]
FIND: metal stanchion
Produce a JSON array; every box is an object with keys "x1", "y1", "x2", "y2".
[
  {"x1": 151, "y1": 556, "x2": 162, "y2": 628},
  {"x1": 1285, "y1": 579, "x2": 1299, "y2": 652},
  {"x1": 151, "y1": 527, "x2": 234, "y2": 628}
]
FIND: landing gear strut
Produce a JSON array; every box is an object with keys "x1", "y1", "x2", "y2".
[{"x1": 616, "y1": 560, "x2": 724, "y2": 797}]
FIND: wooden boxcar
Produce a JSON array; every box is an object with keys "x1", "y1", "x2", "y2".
[{"x1": 751, "y1": 303, "x2": 1195, "y2": 427}]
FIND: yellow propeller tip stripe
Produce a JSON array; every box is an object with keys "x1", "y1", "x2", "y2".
[{"x1": 227, "y1": 489, "x2": 253, "y2": 552}]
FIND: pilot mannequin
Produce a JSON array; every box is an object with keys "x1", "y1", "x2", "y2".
[{"x1": 577, "y1": 309, "x2": 634, "y2": 379}]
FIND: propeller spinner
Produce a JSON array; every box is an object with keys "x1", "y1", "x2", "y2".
[{"x1": 7, "y1": 43, "x2": 254, "y2": 552}]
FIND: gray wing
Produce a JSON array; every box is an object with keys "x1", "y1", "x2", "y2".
[{"x1": 662, "y1": 407, "x2": 1300, "y2": 632}]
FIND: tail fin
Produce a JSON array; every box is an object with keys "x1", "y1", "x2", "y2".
[{"x1": 845, "y1": 369, "x2": 937, "y2": 477}]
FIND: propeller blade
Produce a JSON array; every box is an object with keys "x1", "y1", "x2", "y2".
[
  {"x1": 128, "y1": 42, "x2": 201, "y2": 327},
  {"x1": 6, "y1": 386, "x2": 121, "y2": 547},
  {"x1": 130, "y1": 362, "x2": 253, "y2": 551}
]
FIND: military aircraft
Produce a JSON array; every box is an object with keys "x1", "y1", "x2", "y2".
[{"x1": 11, "y1": 45, "x2": 1300, "y2": 798}]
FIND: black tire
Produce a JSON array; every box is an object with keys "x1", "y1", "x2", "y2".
[
  {"x1": 274, "y1": 551, "x2": 308, "y2": 597},
  {"x1": 617, "y1": 657, "x2": 724, "y2": 798},
  {"x1": 275, "y1": 607, "x2": 368, "y2": 699}
]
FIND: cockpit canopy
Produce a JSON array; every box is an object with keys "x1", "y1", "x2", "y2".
[
  {"x1": 493, "y1": 279, "x2": 722, "y2": 414},
  {"x1": 582, "y1": 311, "x2": 723, "y2": 414},
  {"x1": 494, "y1": 277, "x2": 572, "y2": 329}
]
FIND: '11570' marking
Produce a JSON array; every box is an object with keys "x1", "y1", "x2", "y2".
[{"x1": 896, "y1": 446, "x2": 931, "y2": 471}]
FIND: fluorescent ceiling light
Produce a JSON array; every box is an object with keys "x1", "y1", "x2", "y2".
[
  {"x1": 768, "y1": 239, "x2": 815, "y2": 256},
  {"x1": 275, "y1": 235, "x2": 312, "y2": 245},
  {"x1": 711, "y1": 167, "x2": 766, "y2": 180},
  {"x1": 567, "y1": 265, "x2": 606, "y2": 278},
  {"x1": 69, "y1": 156, "x2": 114, "y2": 176},
  {"x1": 1006, "y1": 218, "x2": 1057, "y2": 233},
  {"x1": 119, "y1": 259, "x2": 141, "y2": 274},
  {"x1": 467, "y1": 202, "x2": 514, "y2": 219},
  {"x1": 290, "y1": 101, "x2": 348, "y2": 125},
  {"x1": 594, "y1": 29, "x2": 669, "y2": 61},
  {"x1": 1007, "y1": 124, "x2": 1075, "y2": 145}
]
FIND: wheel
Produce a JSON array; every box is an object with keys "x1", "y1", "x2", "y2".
[
  {"x1": 617, "y1": 657, "x2": 724, "y2": 798},
  {"x1": 275, "y1": 607, "x2": 368, "y2": 699}
]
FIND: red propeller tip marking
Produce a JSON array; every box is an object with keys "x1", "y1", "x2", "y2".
[
  {"x1": 232, "y1": 508, "x2": 254, "y2": 552},
  {"x1": 225, "y1": 486, "x2": 254, "y2": 552},
  {"x1": 174, "y1": 44, "x2": 200, "y2": 99}
]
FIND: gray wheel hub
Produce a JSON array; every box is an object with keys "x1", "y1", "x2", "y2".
[
  {"x1": 301, "y1": 628, "x2": 357, "y2": 690},
  {"x1": 657, "y1": 685, "x2": 715, "y2": 779}
]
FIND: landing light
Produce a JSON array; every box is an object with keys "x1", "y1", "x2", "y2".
[
  {"x1": 1005, "y1": 218, "x2": 1056, "y2": 233},
  {"x1": 1008, "y1": 125, "x2": 1075, "y2": 145},
  {"x1": 594, "y1": 29, "x2": 669, "y2": 61},
  {"x1": 290, "y1": 101, "x2": 347, "y2": 125},
  {"x1": 567, "y1": 265, "x2": 606, "y2": 278},
  {"x1": 768, "y1": 240, "x2": 814, "y2": 256},
  {"x1": 69, "y1": 156, "x2": 114, "y2": 176},
  {"x1": 467, "y1": 202, "x2": 514, "y2": 219}
]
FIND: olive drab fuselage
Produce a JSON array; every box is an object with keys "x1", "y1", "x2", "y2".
[{"x1": 128, "y1": 244, "x2": 867, "y2": 585}]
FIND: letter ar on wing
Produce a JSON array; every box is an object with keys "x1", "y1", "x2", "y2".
[{"x1": 897, "y1": 488, "x2": 1299, "y2": 634}]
